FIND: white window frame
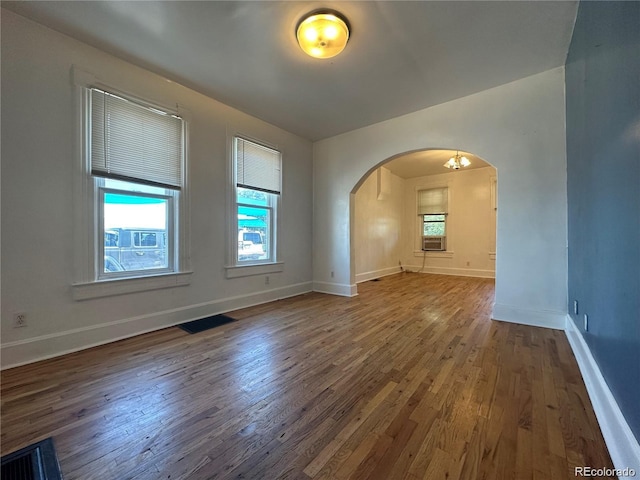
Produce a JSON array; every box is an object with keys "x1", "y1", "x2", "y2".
[
  {"x1": 71, "y1": 67, "x2": 192, "y2": 300},
  {"x1": 236, "y1": 188, "x2": 277, "y2": 264},
  {"x1": 414, "y1": 182, "x2": 454, "y2": 258},
  {"x1": 96, "y1": 182, "x2": 177, "y2": 281},
  {"x1": 226, "y1": 135, "x2": 284, "y2": 278},
  {"x1": 422, "y1": 213, "x2": 447, "y2": 237}
]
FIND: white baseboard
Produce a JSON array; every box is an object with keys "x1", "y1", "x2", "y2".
[
  {"x1": 405, "y1": 265, "x2": 495, "y2": 279},
  {"x1": 492, "y1": 303, "x2": 566, "y2": 330},
  {"x1": 312, "y1": 281, "x2": 358, "y2": 297},
  {"x1": 355, "y1": 266, "x2": 401, "y2": 284},
  {"x1": 565, "y1": 316, "x2": 640, "y2": 473},
  {"x1": 1, "y1": 282, "x2": 312, "y2": 370}
]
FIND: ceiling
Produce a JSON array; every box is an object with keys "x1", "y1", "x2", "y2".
[
  {"x1": 384, "y1": 149, "x2": 491, "y2": 179},
  {"x1": 3, "y1": 1, "x2": 578, "y2": 143}
]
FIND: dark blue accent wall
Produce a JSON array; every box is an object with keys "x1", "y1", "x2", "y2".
[{"x1": 566, "y1": 1, "x2": 640, "y2": 440}]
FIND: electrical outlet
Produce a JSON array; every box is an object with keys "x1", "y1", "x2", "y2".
[
  {"x1": 574, "y1": 300, "x2": 579, "y2": 315},
  {"x1": 331, "y1": 271, "x2": 334, "y2": 278},
  {"x1": 265, "y1": 276, "x2": 270, "y2": 285},
  {"x1": 584, "y1": 313, "x2": 588, "y2": 332},
  {"x1": 13, "y1": 312, "x2": 27, "y2": 328}
]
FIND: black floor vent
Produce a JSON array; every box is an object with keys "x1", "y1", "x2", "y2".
[
  {"x1": 178, "y1": 314, "x2": 236, "y2": 334},
  {"x1": 1, "y1": 437, "x2": 62, "y2": 480}
]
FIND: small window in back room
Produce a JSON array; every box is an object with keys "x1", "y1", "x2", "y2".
[
  {"x1": 423, "y1": 214, "x2": 446, "y2": 236},
  {"x1": 418, "y1": 187, "x2": 448, "y2": 251}
]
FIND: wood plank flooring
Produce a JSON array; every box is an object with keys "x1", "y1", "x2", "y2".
[{"x1": 1, "y1": 273, "x2": 614, "y2": 479}]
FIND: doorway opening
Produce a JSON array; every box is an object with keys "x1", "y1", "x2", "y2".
[{"x1": 350, "y1": 148, "x2": 497, "y2": 290}]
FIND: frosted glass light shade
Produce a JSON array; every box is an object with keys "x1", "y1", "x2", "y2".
[{"x1": 297, "y1": 12, "x2": 349, "y2": 59}]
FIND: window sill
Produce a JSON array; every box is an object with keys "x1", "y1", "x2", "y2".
[
  {"x1": 72, "y1": 271, "x2": 193, "y2": 300},
  {"x1": 225, "y1": 262, "x2": 284, "y2": 279},
  {"x1": 412, "y1": 250, "x2": 454, "y2": 259}
]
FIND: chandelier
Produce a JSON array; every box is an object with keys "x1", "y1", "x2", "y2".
[{"x1": 444, "y1": 151, "x2": 471, "y2": 170}]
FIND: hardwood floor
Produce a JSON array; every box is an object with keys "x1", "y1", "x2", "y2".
[{"x1": 1, "y1": 273, "x2": 614, "y2": 479}]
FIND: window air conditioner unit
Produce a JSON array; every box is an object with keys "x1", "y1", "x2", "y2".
[{"x1": 422, "y1": 236, "x2": 446, "y2": 251}]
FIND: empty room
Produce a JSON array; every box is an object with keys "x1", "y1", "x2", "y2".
[{"x1": 1, "y1": 1, "x2": 638, "y2": 479}]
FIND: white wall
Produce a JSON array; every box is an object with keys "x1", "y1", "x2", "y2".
[
  {"x1": 313, "y1": 68, "x2": 568, "y2": 329},
  {"x1": 402, "y1": 166, "x2": 496, "y2": 278},
  {"x1": 354, "y1": 167, "x2": 404, "y2": 282},
  {"x1": 0, "y1": 10, "x2": 313, "y2": 368}
]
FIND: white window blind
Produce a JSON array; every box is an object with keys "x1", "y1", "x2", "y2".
[
  {"x1": 91, "y1": 88, "x2": 184, "y2": 189},
  {"x1": 235, "y1": 137, "x2": 281, "y2": 195},
  {"x1": 418, "y1": 187, "x2": 448, "y2": 214}
]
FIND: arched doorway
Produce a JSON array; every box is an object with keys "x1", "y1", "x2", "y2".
[
  {"x1": 312, "y1": 70, "x2": 568, "y2": 329},
  {"x1": 350, "y1": 148, "x2": 497, "y2": 291}
]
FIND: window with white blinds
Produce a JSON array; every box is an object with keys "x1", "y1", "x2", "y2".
[
  {"x1": 91, "y1": 88, "x2": 184, "y2": 189},
  {"x1": 418, "y1": 187, "x2": 448, "y2": 215},
  {"x1": 235, "y1": 137, "x2": 281, "y2": 195}
]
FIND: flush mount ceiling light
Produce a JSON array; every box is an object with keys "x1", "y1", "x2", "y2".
[
  {"x1": 444, "y1": 151, "x2": 471, "y2": 170},
  {"x1": 296, "y1": 10, "x2": 350, "y2": 59}
]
